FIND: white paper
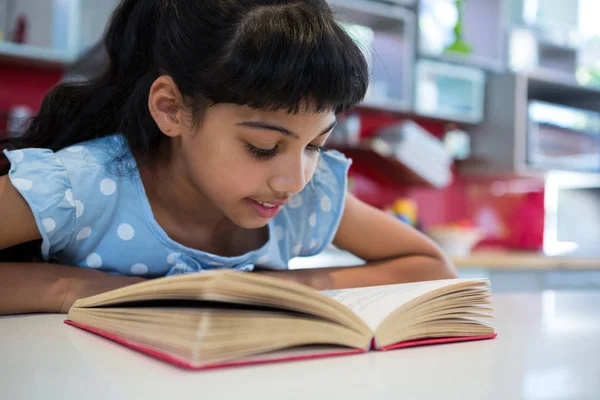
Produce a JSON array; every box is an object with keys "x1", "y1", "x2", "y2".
[{"x1": 322, "y1": 279, "x2": 487, "y2": 331}]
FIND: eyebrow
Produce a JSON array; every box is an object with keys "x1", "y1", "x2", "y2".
[{"x1": 236, "y1": 120, "x2": 337, "y2": 139}]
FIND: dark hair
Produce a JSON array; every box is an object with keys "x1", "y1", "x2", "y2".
[{"x1": 1, "y1": 0, "x2": 368, "y2": 175}]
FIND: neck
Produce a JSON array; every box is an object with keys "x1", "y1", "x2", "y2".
[
  {"x1": 135, "y1": 140, "x2": 269, "y2": 257},
  {"x1": 137, "y1": 147, "x2": 237, "y2": 241}
]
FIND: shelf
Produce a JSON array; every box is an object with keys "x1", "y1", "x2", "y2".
[
  {"x1": 359, "y1": 97, "x2": 411, "y2": 113},
  {"x1": 328, "y1": 0, "x2": 416, "y2": 116},
  {"x1": 0, "y1": 42, "x2": 75, "y2": 68},
  {"x1": 377, "y1": 0, "x2": 416, "y2": 7},
  {"x1": 419, "y1": 52, "x2": 504, "y2": 73},
  {"x1": 526, "y1": 68, "x2": 600, "y2": 95},
  {"x1": 418, "y1": 0, "x2": 505, "y2": 72},
  {"x1": 333, "y1": 141, "x2": 451, "y2": 189},
  {"x1": 525, "y1": 69, "x2": 600, "y2": 112},
  {"x1": 414, "y1": 108, "x2": 483, "y2": 126},
  {"x1": 328, "y1": 0, "x2": 415, "y2": 21}
]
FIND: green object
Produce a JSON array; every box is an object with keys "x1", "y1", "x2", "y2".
[{"x1": 444, "y1": 0, "x2": 473, "y2": 55}]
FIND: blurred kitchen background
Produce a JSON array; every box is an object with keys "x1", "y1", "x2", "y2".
[{"x1": 2, "y1": 0, "x2": 600, "y2": 292}]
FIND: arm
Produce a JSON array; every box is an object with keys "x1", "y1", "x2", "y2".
[
  {"x1": 0, "y1": 176, "x2": 143, "y2": 315},
  {"x1": 257, "y1": 193, "x2": 457, "y2": 290}
]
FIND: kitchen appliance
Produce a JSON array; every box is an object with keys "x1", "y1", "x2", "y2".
[
  {"x1": 527, "y1": 100, "x2": 600, "y2": 172},
  {"x1": 414, "y1": 59, "x2": 486, "y2": 124},
  {"x1": 544, "y1": 171, "x2": 600, "y2": 256}
]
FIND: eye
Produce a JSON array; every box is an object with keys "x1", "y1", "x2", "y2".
[
  {"x1": 306, "y1": 144, "x2": 328, "y2": 154},
  {"x1": 246, "y1": 143, "x2": 278, "y2": 159}
]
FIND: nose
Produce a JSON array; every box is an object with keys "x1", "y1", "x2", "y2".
[{"x1": 269, "y1": 153, "x2": 308, "y2": 196}]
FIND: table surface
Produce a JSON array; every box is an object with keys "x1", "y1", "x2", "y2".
[
  {"x1": 451, "y1": 252, "x2": 600, "y2": 269},
  {"x1": 288, "y1": 248, "x2": 600, "y2": 270},
  {"x1": 2, "y1": 291, "x2": 600, "y2": 400}
]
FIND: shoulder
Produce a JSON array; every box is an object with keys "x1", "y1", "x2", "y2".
[
  {"x1": 3, "y1": 134, "x2": 130, "y2": 221},
  {"x1": 274, "y1": 150, "x2": 351, "y2": 261},
  {"x1": 312, "y1": 148, "x2": 351, "y2": 187},
  {"x1": 2, "y1": 134, "x2": 133, "y2": 258},
  {"x1": 4, "y1": 134, "x2": 127, "y2": 181}
]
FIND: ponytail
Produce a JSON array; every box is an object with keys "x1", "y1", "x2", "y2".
[
  {"x1": 2, "y1": 0, "x2": 369, "y2": 177},
  {"x1": 1, "y1": 0, "x2": 164, "y2": 174}
]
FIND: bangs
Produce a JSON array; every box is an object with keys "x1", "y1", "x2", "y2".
[{"x1": 202, "y1": 3, "x2": 369, "y2": 114}]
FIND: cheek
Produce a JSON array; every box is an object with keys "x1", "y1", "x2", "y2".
[
  {"x1": 223, "y1": 164, "x2": 265, "y2": 194},
  {"x1": 188, "y1": 140, "x2": 265, "y2": 197},
  {"x1": 304, "y1": 155, "x2": 320, "y2": 181}
]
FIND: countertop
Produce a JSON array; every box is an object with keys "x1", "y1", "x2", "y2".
[
  {"x1": 289, "y1": 247, "x2": 600, "y2": 270},
  {"x1": 451, "y1": 251, "x2": 600, "y2": 269},
  {"x1": 2, "y1": 291, "x2": 599, "y2": 400}
]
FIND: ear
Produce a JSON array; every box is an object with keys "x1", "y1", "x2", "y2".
[{"x1": 148, "y1": 75, "x2": 186, "y2": 138}]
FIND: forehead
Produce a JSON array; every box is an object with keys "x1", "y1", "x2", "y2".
[{"x1": 208, "y1": 103, "x2": 336, "y2": 129}]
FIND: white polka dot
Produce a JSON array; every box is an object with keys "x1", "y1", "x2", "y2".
[
  {"x1": 292, "y1": 243, "x2": 302, "y2": 256},
  {"x1": 12, "y1": 150, "x2": 24, "y2": 163},
  {"x1": 310, "y1": 239, "x2": 318, "y2": 249},
  {"x1": 66, "y1": 146, "x2": 84, "y2": 152},
  {"x1": 75, "y1": 200, "x2": 84, "y2": 218},
  {"x1": 239, "y1": 264, "x2": 254, "y2": 271},
  {"x1": 309, "y1": 212, "x2": 317, "y2": 228},
  {"x1": 41, "y1": 240, "x2": 50, "y2": 255},
  {"x1": 173, "y1": 263, "x2": 188, "y2": 273},
  {"x1": 275, "y1": 225, "x2": 284, "y2": 241},
  {"x1": 42, "y1": 218, "x2": 56, "y2": 233},
  {"x1": 12, "y1": 178, "x2": 32, "y2": 191},
  {"x1": 65, "y1": 189, "x2": 75, "y2": 206},
  {"x1": 76, "y1": 227, "x2": 92, "y2": 241},
  {"x1": 117, "y1": 223, "x2": 135, "y2": 241},
  {"x1": 320, "y1": 195, "x2": 332, "y2": 212},
  {"x1": 131, "y1": 263, "x2": 149, "y2": 275},
  {"x1": 100, "y1": 178, "x2": 117, "y2": 196},
  {"x1": 257, "y1": 255, "x2": 269, "y2": 265},
  {"x1": 288, "y1": 194, "x2": 303, "y2": 209},
  {"x1": 86, "y1": 253, "x2": 102, "y2": 268},
  {"x1": 167, "y1": 252, "x2": 180, "y2": 264}
]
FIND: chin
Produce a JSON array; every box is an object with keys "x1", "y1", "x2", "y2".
[
  {"x1": 234, "y1": 217, "x2": 270, "y2": 230},
  {"x1": 225, "y1": 209, "x2": 270, "y2": 230}
]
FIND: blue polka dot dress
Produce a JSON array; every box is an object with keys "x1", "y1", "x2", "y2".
[{"x1": 3, "y1": 134, "x2": 351, "y2": 277}]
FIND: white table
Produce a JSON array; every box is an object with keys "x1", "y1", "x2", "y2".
[{"x1": 2, "y1": 291, "x2": 599, "y2": 400}]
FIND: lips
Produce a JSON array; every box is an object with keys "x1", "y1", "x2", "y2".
[
  {"x1": 255, "y1": 200, "x2": 278, "y2": 208},
  {"x1": 246, "y1": 198, "x2": 285, "y2": 218}
]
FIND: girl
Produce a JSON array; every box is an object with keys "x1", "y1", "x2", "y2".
[{"x1": 0, "y1": 0, "x2": 456, "y2": 315}]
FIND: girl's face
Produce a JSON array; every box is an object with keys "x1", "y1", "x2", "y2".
[{"x1": 177, "y1": 103, "x2": 336, "y2": 229}]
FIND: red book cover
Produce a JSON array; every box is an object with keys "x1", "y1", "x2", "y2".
[{"x1": 65, "y1": 319, "x2": 497, "y2": 370}]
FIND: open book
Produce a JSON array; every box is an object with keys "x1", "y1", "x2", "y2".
[{"x1": 65, "y1": 271, "x2": 496, "y2": 370}]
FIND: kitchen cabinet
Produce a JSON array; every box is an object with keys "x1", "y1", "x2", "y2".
[
  {"x1": 506, "y1": 0, "x2": 600, "y2": 89},
  {"x1": 509, "y1": 0, "x2": 580, "y2": 46},
  {"x1": 382, "y1": 0, "x2": 417, "y2": 7},
  {"x1": 328, "y1": 0, "x2": 416, "y2": 112},
  {"x1": 418, "y1": 0, "x2": 508, "y2": 71},
  {"x1": 460, "y1": 71, "x2": 600, "y2": 176},
  {"x1": 0, "y1": 0, "x2": 118, "y2": 68},
  {"x1": 414, "y1": 58, "x2": 486, "y2": 124}
]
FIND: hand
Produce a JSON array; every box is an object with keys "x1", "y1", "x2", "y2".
[
  {"x1": 253, "y1": 268, "x2": 334, "y2": 290},
  {"x1": 60, "y1": 272, "x2": 146, "y2": 313}
]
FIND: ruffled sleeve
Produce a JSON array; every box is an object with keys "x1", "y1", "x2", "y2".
[
  {"x1": 3, "y1": 148, "x2": 76, "y2": 260},
  {"x1": 273, "y1": 149, "x2": 352, "y2": 263}
]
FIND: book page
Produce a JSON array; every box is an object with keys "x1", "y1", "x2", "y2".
[{"x1": 322, "y1": 279, "x2": 486, "y2": 331}]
